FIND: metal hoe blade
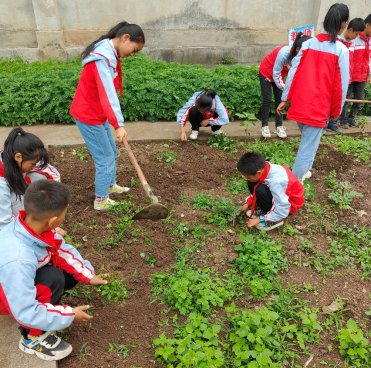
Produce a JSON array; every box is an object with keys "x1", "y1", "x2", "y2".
[{"x1": 133, "y1": 203, "x2": 169, "y2": 220}]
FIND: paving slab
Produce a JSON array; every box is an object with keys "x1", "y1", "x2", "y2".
[
  {"x1": 0, "y1": 315, "x2": 56, "y2": 368},
  {"x1": 0, "y1": 119, "x2": 370, "y2": 148}
]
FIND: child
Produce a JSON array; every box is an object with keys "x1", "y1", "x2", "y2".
[
  {"x1": 70, "y1": 21, "x2": 145, "y2": 211},
  {"x1": 277, "y1": 3, "x2": 350, "y2": 182},
  {"x1": 238, "y1": 151, "x2": 304, "y2": 231},
  {"x1": 340, "y1": 14, "x2": 371, "y2": 128},
  {"x1": 327, "y1": 18, "x2": 366, "y2": 132},
  {"x1": 177, "y1": 89, "x2": 229, "y2": 141},
  {"x1": 259, "y1": 33, "x2": 311, "y2": 138},
  {"x1": 0, "y1": 180, "x2": 107, "y2": 361},
  {"x1": 0, "y1": 127, "x2": 60, "y2": 231}
]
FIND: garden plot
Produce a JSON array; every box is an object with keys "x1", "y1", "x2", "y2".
[{"x1": 55, "y1": 135, "x2": 370, "y2": 368}]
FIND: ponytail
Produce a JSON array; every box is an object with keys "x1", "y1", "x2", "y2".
[
  {"x1": 196, "y1": 89, "x2": 217, "y2": 111},
  {"x1": 323, "y1": 3, "x2": 349, "y2": 42},
  {"x1": 81, "y1": 21, "x2": 145, "y2": 59},
  {"x1": 289, "y1": 32, "x2": 311, "y2": 61},
  {"x1": 1, "y1": 128, "x2": 49, "y2": 196}
]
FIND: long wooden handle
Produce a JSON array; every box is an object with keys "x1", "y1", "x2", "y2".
[
  {"x1": 346, "y1": 99, "x2": 371, "y2": 104},
  {"x1": 123, "y1": 139, "x2": 159, "y2": 203}
]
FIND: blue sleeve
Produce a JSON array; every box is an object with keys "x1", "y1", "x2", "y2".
[
  {"x1": 264, "y1": 180, "x2": 291, "y2": 223},
  {"x1": 0, "y1": 179, "x2": 19, "y2": 231},
  {"x1": 273, "y1": 46, "x2": 290, "y2": 90},
  {"x1": 338, "y1": 46, "x2": 350, "y2": 109},
  {"x1": 177, "y1": 92, "x2": 200, "y2": 126},
  {"x1": 0, "y1": 260, "x2": 75, "y2": 331},
  {"x1": 209, "y1": 96, "x2": 229, "y2": 126}
]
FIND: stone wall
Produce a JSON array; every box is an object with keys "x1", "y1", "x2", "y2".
[{"x1": 0, "y1": 0, "x2": 369, "y2": 64}]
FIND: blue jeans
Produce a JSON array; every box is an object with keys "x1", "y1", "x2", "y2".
[
  {"x1": 292, "y1": 123, "x2": 324, "y2": 181},
  {"x1": 76, "y1": 120, "x2": 117, "y2": 198}
]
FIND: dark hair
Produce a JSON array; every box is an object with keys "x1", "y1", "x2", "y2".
[
  {"x1": 195, "y1": 89, "x2": 217, "y2": 111},
  {"x1": 24, "y1": 180, "x2": 70, "y2": 221},
  {"x1": 237, "y1": 152, "x2": 266, "y2": 175},
  {"x1": 1, "y1": 128, "x2": 49, "y2": 196},
  {"x1": 289, "y1": 32, "x2": 311, "y2": 61},
  {"x1": 323, "y1": 3, "x2": 349, "y2": 42},
  {"x1": 347, "y1": 18, "x2": 365, "y2": 32},
  {"x1": 364, "y1": 14, "x2": 371, "y2": 25},
  {"x1": 81, "y1": 21, "x2": 145, "y2": 59}
]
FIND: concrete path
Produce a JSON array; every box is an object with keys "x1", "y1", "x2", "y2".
[
  {"x1": 0, "y1": 118, "x2": 369, "y2": 368},
  {"x1": 0, "y1": 119, "x2": 370, "y2": 147},
  {"x1": 0, "y1": 316, "x2": 56, "y2": 368}
]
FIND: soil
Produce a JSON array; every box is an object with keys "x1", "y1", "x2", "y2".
[{"x1": 50, "y1": 139, "x2": 370, "y2": 368}]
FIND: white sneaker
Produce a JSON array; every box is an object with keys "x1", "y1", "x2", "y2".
[
  {"x1": 109, "y1": 184, "x2": 130, "y2": 194},
  {"x1": 256, "y1": 220, "x2": 284, "y2": 232},
  {"x1": 261, "y1": 126, "x2": 271, "y2": 138},
  {"x1": 301, "y1": 171, "x2": 312, "y2": 183},
  {"x1": 274, "y1": 126, "x2": 287, "y2": 139},
  {"x1": 94, "y1": 197, "x2": 117, "y2": 211},
  {"x1": 211, "y1": 129, "x2": 223, "y2": 136},
  {"x1": 189, "y1": 130, "x2": 199, "y2": 140}
]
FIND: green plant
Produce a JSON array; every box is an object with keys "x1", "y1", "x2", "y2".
[
  {"x1": 225, "y1": 171, "x2": 247, "y2": 195},
  {"x1": 326, "y1": 171, "x2": 363, "y2": 211},
  {"x1": 108, "y1": 343, "x2": 129, "y2": 358},
  {"x1": 156, "y1": 150, "x2": 177, "y2": 164},
  {"x1": 153, "y1": 313, "x2": 225, "y2": 367},
  {"x1": 219, "y1": 54, "x2": 237, "y2": 65},
  {"x1": 337, "y1": 319, "x2": 370, "y2": 367},
  {"x1": 207, "y1": 134, "x2": 237, "y2": 153},
  {"x1": 71, "y1": 147, "x2": 89, "y2": 161},
  {"x1": 78, "y1": 342, "x2": 91, "y2": 360},
  {"x1": 192, "y1": 193, "x2": 214, "y2": 210},
  {"x1": 98, "y1": 275, "x2": 128, "y2": 304},
  {"x1": 237, "y1": 111, "x2": 258, "y2": 136},
  {"x1": 151, "y1": 267, "x2": 233, "y2": 315}
]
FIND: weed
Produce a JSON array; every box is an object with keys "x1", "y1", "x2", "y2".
[
  {"x1": 153, "y1": 313, "x2": 225, "y2": 367},
  {"x1": 236, "y1": 111, "x2": 258, "y2": 137},
  {"x1": 192, "y1": 193, "x2": 214, "y2": 210},
  {"x1": 151, "y1": 267, "x2": 233, "y2": 315},
  {"x1": 98, "y1": 275, "x2": 128, "y2": 304},
  {"x1": 207, "y1": 134, "x2": 237, "y2": 153},
  {"x1": 77, "y1": 342, "x2": 91, "y2": 360},
  {"x1": 140, "y1": 252, "x2": 157, "y2": 266},
  {"x1": 337, "y1": 319, "x2": 370, "y2": 367},
  {"x1": 225, "y1": 170, "x2": 247, "y2": 195},
  {"x1": 72, "y1": 147, "x2": 89, "y2": 161},
  {"x1": 108, "y1": 343, "x2": 129, "y2": 358},
  {"x1": 156, "y1": 150, "x2": 177, "y2": 164}
]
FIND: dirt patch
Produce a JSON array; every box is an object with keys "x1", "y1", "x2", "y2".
[{"x1": 49, "y1": 140, "x2": 369, "y2": 368}]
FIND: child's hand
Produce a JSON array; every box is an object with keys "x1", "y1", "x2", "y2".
[
  {"x1": 246, "y1": 217, "x2": 260, "y2": 228},
  {"x1": 200, "y1": 119, "x2": 209, "y2": 127},
  {"x1": 277, "y1": 101, "x2": 287, "y2": 115},
  {"x1": 55, "y1": 227, "x2": 67, "y2": 236},
  {"x1": 74, "y1": 305, "x2": 93, "y2": 322},
  {"x1": 89, "y1": 274, "x2": 108, "y2": 286},
  {"x1": 241, "y1": 203, "x2": 249, "y2": 213},
  {"x1": 180, "y1": 131, "x2": 187, "y2": 141},
  {"x1": 116, "y1": 127, "x2": 127, "y2": 143}
]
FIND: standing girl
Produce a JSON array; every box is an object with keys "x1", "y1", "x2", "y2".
[
  {"x1": 70, "y1": 21, "x2": 145, "y2": 211},
  {"x1": 277, "y1": 3, "x2": 350, "y2": 182},
  {"x1": 259, "y1": 33, "x2": 311, "y2": 138},
  {"x1": 177, "y1": 89, "x2": 229, "y2": 141},
  {"x1": 0, "y1": 128, "x2": 60, "y2": 230}
]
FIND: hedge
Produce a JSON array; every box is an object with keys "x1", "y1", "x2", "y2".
[{"x1": 0, "y1": 55, "x2": 369, "y2": 126}]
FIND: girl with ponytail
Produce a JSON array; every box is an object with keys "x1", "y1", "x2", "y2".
[
  {"x1": 0, "y1": 128, "x2": 60, "y2": 230},
  {"x1": 277, "y1": 3, "x2": 349, "y2": 183},
  {"x1": 259, "y1": 32, "x2": 311, "y2": 139},
  {"x1": 177, "y1": 89, "x2": 229, "y2": 141},
  {"x1": 70, "y1": 21, "x2": 145, "y2": 211}
]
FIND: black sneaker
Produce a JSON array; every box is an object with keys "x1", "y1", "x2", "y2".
[
  {"x1": 327, "y1": 125, "x2": 342, "y2": 134},
  {"x1": 339, "y1": 123, "x2": 349, "y2": 129},
  {"x1": 19, "y1": 332, "x2": 72, "y2": 361}
]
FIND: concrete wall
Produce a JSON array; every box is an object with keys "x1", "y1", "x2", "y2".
[{"x1": 0, "y1": 0, "x2": 370, "y2": 64}]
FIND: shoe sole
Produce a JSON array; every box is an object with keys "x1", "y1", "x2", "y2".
[
  {"x1": 256, "y1": 221, "x2": 284, "y2": 231},
  {"x1": 109, "y1": 188, "x2": 130, "y2": 194},
  {"x1": 19, "y1": 341, "x2": 73, "y2": 361}
]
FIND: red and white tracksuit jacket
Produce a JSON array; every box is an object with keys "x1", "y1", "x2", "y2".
[
  {"x1": 338, "y1": 34, "x2": 354, "y2": 84},
  {"x1": 259, "y1": 45, "x2": 291, "y2": 90},
  {"x1": 0, "y1": 157, "x2": 60, "y2": 230},
  {"x1": 282, "y1": 33, "x2": 349, "y2": 128},
  {"x1": 0, "y1": 211, "x2": 94, "y2": 333},
  {"x1": 70, "y1": 39, "x2": 124, "y2": 129},
  {"x1": 245, "y1": 162, "x2": 304, "y2": 223},
  {"x1": 351, "y1": 33, "x2": 370, "y2": 82}
]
